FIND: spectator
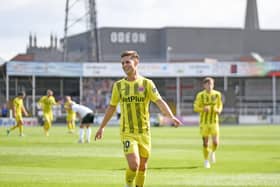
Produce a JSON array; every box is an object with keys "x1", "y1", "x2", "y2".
[{"x1": 1, "y1": 103, "x2": 8, "y2": 117}]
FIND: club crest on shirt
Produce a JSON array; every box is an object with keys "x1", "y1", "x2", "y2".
[{"x1": 138, "y1": 86, "x2": 145, "y2": 92}]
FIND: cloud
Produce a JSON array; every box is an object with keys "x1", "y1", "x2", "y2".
[
  {"x1": 96, "y1": 0, "x2": 246, "y2": 28},
  {"x1": 258, "y1": 0, "x2": 280, "y2": 28},
  {"x1": 1, "y1": 0, "x2": 280, "y2": 60}
]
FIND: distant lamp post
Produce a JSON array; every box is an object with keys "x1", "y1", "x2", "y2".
[
  {"x1": 166, "y1": 46, "x2": 173, "y2": 62},
  {"x1": 250, "y1": 52, "x2": 264, "y2": 63}
]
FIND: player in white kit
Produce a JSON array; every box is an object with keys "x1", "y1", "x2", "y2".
[{"x1": 71, "y1": 103, "x2": 95, "y2": 143}]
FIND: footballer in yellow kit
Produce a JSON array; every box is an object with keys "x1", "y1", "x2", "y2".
[
  {"x1": 64, "y1": 96, "x2": 76, "y2": 133},
  {"x1": 38, "y1": 89, "x2": 58, "y2": 136},
  {"x1": 7, "y1": 92, "x2": 28, "y2": 136},
  {"x1": 110, "y1": 76, "x2": 161, "y2": 158},
  {"x1": 194, "y1": 90, "x2": 223, "y2": 137},
  {"x1": 95, "y1": 50, "x2": 182, "y2": 187},
  {"x1": 194, "y1": 77, "x2": 223, "y2": 168}
]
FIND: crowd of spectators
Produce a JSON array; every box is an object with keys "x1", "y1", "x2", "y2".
[{"x1": 82, "y1": 78, "x2": 115, "y2": 112}]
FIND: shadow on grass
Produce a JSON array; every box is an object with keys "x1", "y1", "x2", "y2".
[
  {"x1": 113, "y1": 166, "x2": 199, "y2": 170},
  {"x1": 150, "y1": 166, "x2": 199, "y2": 170}
]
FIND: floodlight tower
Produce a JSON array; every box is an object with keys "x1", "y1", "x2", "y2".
[
  {"x1": 63, "y1": 0, "x2": 99, "y2": 62},
  {"x1": 88, "y1": 0, "x2": 100, "y2": 62}
]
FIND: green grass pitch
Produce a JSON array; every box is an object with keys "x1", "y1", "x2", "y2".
[{"x1": 0, "y1": 124, "x2": 280, "y2": 187}]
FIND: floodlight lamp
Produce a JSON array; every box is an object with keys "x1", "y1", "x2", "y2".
[{"x1": 250, "y1": 52, "x2": 264, "y2": 63}]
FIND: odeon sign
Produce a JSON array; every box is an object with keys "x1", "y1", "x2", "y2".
[{"x1": 110, "y1": 31, "x2": 146, "y2": 44}]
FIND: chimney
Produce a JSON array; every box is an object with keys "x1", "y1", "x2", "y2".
[
  {"x1": 54, "y1": 35, "x2": 58, "y2": 49},
  {"x1": 50, "y1": 33, "x2": 53, "y2": 48},
  {"x1": 245, "y1": 0, "x2": 259, "y2": 30},
  {"x1": 34, "y1": 34, "x2": 37, "y2": 47},
  {"x1": 29, "y1": 33, "x2": 33, "y2": 48}
]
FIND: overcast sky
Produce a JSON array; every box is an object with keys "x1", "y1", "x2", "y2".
[{"x1": 0, "y1": 0, "x2": 280, "y2": 61}]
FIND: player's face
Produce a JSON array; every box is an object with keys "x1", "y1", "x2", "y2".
[
  {"x1": 121, "y1": 56, "x2": 137, "y2": 76},
  {"x1": 204, "y1": 80, "x2": 214, "y2": 92},
  {"x1": 47, "y1": 90, "x2": 53, "y2": 96},
  {"x1": 65, "y1": 96, "x2": 70, "y2": 101}
]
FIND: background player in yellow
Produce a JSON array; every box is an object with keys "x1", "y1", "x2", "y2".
[
  {"x1": 64, "y1": 96, "x2": 76, "y2": 133},
  {"x1": 95, "y1": 50, "x2": 182, "y2": 187},
  {"x1": 193, "y1": 77, "x2": 223, "y2": 168},
  {"x1": 7, "y1": 92, "x2": 28, "y2": 136},
  {"x1": 38, "y1": 89, "x2": 59, "y2": 136}
]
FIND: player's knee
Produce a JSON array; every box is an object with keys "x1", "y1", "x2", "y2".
[
  {"x1": 213, "y1": 140, "x2": 219, "y2": 146},
  {"x1": 128, "y1": 161, "x2": 139, "y2": 171},
  {"x1": 138, "y1": 163, "x2": 147, "y2": 171},
  {"x1": 203, "y1": 139, "x2": 209, "y2": 147}
]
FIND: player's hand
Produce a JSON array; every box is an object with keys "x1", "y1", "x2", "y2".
[
  {"x1": 214, "y1": 108, "x2": 221, "y2": 114},
  {"x1": 203, "y1": 106, "x2": 210, "y2": 112},
  {"x1": 57, "y1": 100, "x2": 63, "y2": 104},
  {"x1": 171, "y1": 116, "x2": 182, "y2": 128},
  {"x1": 95, "y1": 127, "x2": 104, "y2": 140}
]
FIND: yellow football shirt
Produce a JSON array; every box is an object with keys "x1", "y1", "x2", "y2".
[
  {"x1": 13, "y1": 97, "x2": 23, "y2": 118},
  {"x1": 64, "y1": 101, "x2": 76, "y2": 120},
  {"x1": 38, "y1": 96, "x2": 57, "y2": 113},
  {"x1": 193, "y1": 89, "x2": 223, "y2": 126},
  {"x1": 110, "y1": 76, "x2": 161, "y2": 134}
]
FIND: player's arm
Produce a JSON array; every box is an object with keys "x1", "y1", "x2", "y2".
[
  {"x1": 95, "y1": 82, "x2": 120, "y2": 140},
  {"x1": 76, "y1": 113, "x2": 82, "y2": 124},
  {"x1": 155, "y1": 99, "x2": 182, "y2": 127},
  {"x1": 214, "y1": 93, "x2": 223, "y2": 114},
  {"x1": 37, "y1": 97, "x2": 44, "y2": 108},
  {"x1": 147, "y1": 79, "x2": 181, "y2": 127},
  {"x1": 56, "y1": 99, "x2": 63, "y2": 105},
  {"x1": 21, "y1": 105, "x2": 28, "y2": 116},
  {"x1": 64, "y1": 103, "x2": 68, "y2": 109},
  {"x1": 95, "y1": 105, "x2": 116, "y2": 140},
  {"x1": 193, "y1": 93, "x2": 204, "y2": 113},
  {"x1": 12, "y1": 100, "x2": 17, "y2": 117},
  {"x1": 64, "y1": 103, "x2": 70, "y2": 111},
  {"x1": 51, "y1": 97, "x2": 60, "y2": 105}
]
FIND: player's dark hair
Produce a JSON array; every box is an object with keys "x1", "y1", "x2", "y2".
[{"x1": 17, "y1": 92, "x2": 25, "y2": 97}]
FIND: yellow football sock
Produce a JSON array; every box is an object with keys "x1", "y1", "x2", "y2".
[
  {"x1": 44, "y1": 121, "x2": 51, "y2": 131},
  {"x1": 19, "y1": 125, "x2": 23, "y2": 135},
  {"x1": 44, "y1": 122, "x2": 50, "y2": 136},
  {"x1": 135, "y1": 170, "x2": 146, "y2": 187},
  {"x1": 125, "y1": 168, "x2": 136, "y2": 186},
  {"x1": 203, "y1": 147, "x2": 210, "y2": 160},
  {"x1": 67, "y1": 123, "x2": 72, "y2": 130}
]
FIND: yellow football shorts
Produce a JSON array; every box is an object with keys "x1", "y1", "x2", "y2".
[
  {"x1": 121, "y1": 132, "x2": 151, "y2": 158},
  {"x1": 15, "y1": 115, "x2": 23, "y2": 125},
  {"x1": 43, "y1": 112, "x2": 53, "y2": 123},
  {"x1": 66, "y1": 114, "x2": 76, "y2": 122},
  {"x1": 200, "y1": 123, "x2": 219, "y2": 137}
]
